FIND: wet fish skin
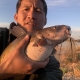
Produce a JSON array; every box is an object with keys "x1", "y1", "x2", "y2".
[{"x1": 0, "y1": 25, "x2": 71, "y2": 62}]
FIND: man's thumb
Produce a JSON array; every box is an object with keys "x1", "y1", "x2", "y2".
[{"x1": 17, "y1": 35, "x2": 30, "y2": 50}]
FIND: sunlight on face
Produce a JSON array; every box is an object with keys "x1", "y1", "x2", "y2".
[{"x1": 14, "y1": 0, "x2": 47, "y2": 33}]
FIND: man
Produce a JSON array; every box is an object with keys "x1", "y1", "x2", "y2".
[{"x1": 0, "y1": 0, "x2": 63, "y2": 80}]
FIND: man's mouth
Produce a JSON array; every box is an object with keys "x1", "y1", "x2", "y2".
[{"x1": 25, "y1": 22, "x2": 36, "y2": 26}]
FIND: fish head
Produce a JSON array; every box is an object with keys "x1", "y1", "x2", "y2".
[{"x1": 45, "y1": 25, "x2": 71, "y2": 44}]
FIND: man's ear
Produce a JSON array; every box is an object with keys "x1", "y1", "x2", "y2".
[
  {"x1": 14, "y1": 13, "x2": 18, "y2": 22},
  {"x1": 44, "y1": 18, "x2": 47, "y2": 25}
]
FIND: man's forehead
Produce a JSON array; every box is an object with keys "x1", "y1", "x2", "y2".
[
  {"x1": 21, "y1": 0, "x2": 42, "y2": 5},
  {"x1": 21, "y1": 0, "x2": 43, "y2": 7}
]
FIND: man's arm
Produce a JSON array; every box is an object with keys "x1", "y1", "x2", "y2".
[
  {"x1": 44, "y1": 56, "x2": 63, "y2": 80},
  {"x1": 34, "y1": 56, "x2": 63, "y2": 80}
]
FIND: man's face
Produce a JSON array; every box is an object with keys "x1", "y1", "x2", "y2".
[{"x1": 14, "y1": 0, "x2": 47, "y2": 33}]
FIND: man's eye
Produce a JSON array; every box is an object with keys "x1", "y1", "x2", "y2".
[
  {"x1": 36, "y1": 8, "x2": 41, "y2": 13},
  {"x1": 24, "y1": 8, "x2": 29, "y2": 11},
  {"x1": 25, "y1": 8, "x2": 29, "y2": 10}
]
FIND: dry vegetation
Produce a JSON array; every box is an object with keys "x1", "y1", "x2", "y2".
[{"x1": 54, "y1": 39, "x2": 80, "y2": 79}]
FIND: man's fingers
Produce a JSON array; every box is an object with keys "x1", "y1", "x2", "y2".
[
  {"x1": 25, "y1": 58, "x2": 49, "y2": 74},
  {"x1": 17, "y1": 35, "x2": 30, "y2": 50}
]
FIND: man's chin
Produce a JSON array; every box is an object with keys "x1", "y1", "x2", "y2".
[
  {"x1": 24, "y1": 27, "x2": 35, "y2": 34},
  {"x1": 24, "y1": 24, "x2": 43, "y2": 33},
  {"x1": 25, "y1": 24, "x2": 37, "y2": 30}
]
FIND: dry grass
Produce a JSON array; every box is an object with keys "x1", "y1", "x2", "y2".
[{"x1": 54, "y1": 40, "x2": 80, "y2": 79}]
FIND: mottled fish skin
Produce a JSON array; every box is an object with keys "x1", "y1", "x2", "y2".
[
  {"x1": 30, "y1": 25, "x2": 71, "y2": 46},
  {"x1": 0, "y1": 25, "x2": 71, "y2": 63}
]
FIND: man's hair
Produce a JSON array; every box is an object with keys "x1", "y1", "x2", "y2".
[{"x1": 16, "y1": 0, "x2": 47, "y2": 16}]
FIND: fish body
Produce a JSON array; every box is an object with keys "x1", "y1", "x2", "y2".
[{"x1": 0, "y1": 25, "x2": 71, "y2": 62}]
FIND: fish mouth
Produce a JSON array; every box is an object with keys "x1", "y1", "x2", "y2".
[{"x1": 67, "y1": 27, "x2": 71, "y2": 36}]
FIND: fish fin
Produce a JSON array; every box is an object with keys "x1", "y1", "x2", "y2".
[
  {"x1": 9, "y1": 22, "x2": 27, "y2": 37},
  {"x1": 33, "y1": 37, "x2": 47, "y2": 47}
]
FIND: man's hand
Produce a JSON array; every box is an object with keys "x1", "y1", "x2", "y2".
[{"x1": 0, "y1": 35, "x2": 49, "y2": 79}]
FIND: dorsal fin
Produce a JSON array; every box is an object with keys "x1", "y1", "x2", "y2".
[{"x1": 9, "y1": 22, "x2": 27, "y2": 37}]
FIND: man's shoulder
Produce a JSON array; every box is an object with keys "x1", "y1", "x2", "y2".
[
  {"x1": 0, "y1": 27, "x2": 9, "y2": 54},
  {"x1": 0, "y1": 27, "x2": 9, "y2": 37}
]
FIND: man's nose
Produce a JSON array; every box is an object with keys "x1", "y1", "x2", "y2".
[{"x1": 27, "y1": 9, "x2": 36, "y2": 20}]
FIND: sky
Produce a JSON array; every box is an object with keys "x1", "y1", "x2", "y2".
[{"x1": 0, "y1": 0, "x2": 80, "y2": 39}]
